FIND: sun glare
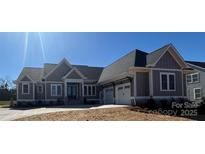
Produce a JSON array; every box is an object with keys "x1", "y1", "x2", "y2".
[
  {"x1": 23, "y1": 32, "x2": 29, "y2": 66},
  {"x1": 23, "y1": 32, "x2": 46, "y2": 66}
]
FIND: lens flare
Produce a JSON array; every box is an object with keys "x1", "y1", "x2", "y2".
[
  {"x1": 23, "y1": 32, "x2": 29, "y2": 66},
  {"x1": 38, "y1": 32, "x2": 46, "y2": 61},
  {"x1": 23, "y1": 32, "x2": 46, "y2": 66}
]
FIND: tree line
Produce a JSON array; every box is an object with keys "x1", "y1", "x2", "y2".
[{"x1": 0, "y1": 78, "x2": 16, "y2": 101}]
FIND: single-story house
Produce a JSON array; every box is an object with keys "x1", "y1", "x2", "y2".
[{"x1": 15, "y1": 43, "x2": 193, "y2": 105}]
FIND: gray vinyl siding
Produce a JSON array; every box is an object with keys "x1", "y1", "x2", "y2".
[
  {"x1": 187, "y1": 69, "x2": 205, "y2": 102},
  {"x1": 136, "y1": 72, "x2": 149, "y2": 96},
  {"x1": 153, "y1": 70, "x2": 183, "y2": 96},
  {"x1": 47, "y1": 62, "x2": 72, "y2": 81},
  {"x1": 18, "y1": 82, "x2": 34, "y2": 100},
  {"x1": 155, "y1": 51, "x2": 181, "y2": 69},
  {"x1": 46, "y1": 83, "x2": 64, "y2": 99}
]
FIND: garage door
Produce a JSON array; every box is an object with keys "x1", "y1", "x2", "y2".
[
  {"x1": 115, "y1": 83, "x2": 131, "y2": 105},
  {"x1": 104, "y1": 88, "x2": 114, "y2": 104}
]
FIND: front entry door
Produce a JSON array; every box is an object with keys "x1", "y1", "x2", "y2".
[{"x1": 67, "y1": 84, "x2": 78, "y2": 99}]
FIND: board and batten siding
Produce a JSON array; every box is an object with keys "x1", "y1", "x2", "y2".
[
  {"x1": 155, "y1": 51, "x2": 181, "y2": 69},
  {"x1": 152, "y1": 70, "x2": 183, "y2": 96},
  {"x1": 135, "y1": 72, "x2": 149, "y2": 96}
]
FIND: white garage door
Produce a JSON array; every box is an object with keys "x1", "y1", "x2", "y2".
[
  {"x1": 115, "y1": 83, "x2": 131, "y2": 105},
  {"x1": 104, "y1": 88, "x2": 114, "y2": 104}
]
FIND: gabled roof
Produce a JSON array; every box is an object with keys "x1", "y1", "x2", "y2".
[
  {"x1": 98, "y1": 44, "x2": 189, "y2": 84},
  {"x1": 43, "y1": 63, "x2": 57, "y2": 76},
  {"x1": 73, "y1": 65, "x2": 103, "y2": 81},
  {"x1": 16, "y1": 67, "x2": 43, "y2": 82},
  {"x1": 62, "y1": 67, "x2": 87, "y2": 80},
  {"x1": 98, "y1": 49, "x2": 147, "y2": 83},
  {"x1": 186, "y1": 61, "x2": 205, "y2": 70},
  {"x1": 146, "y1": 44, "x2": 170, "y2": 66},
  {"x1": 16, "y1": 59, "x2": 103, "y2": 83}
]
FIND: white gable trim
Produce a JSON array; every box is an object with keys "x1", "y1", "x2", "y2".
[
  {"x1": 62, "y1": 67, "x2": 87, "y2": 80},
  {"x1": 17, "y1": 75, "x2": 34, "y2": 82},
  {"x1": 44, "y1": 58, "x2": 72, "y2": 79},
  {"x1": 151, "y1": 44, "x2": 189, "y2": 68}
]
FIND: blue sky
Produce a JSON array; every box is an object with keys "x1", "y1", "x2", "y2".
[{"x1": 1, "y1": 32, "x2": 205, "y2": 81}]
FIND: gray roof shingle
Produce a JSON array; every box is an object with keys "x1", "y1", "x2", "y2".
[
  {"x1": 98, "y1": 49, "x2": 147, "y2": 83},
  {"x1": 17, "y1": 63, "x2": 103, "y2": 82},
  {"x1": 17, "y1": 67, "x2": 43, "y2": 82},
  {"x1": 186, "y1": 61, "x2": 205, "y2": 69}
]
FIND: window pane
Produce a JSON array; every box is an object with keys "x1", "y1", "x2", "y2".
[
  {"x1": 187, "y1": 75, "x2": 192, "y2": 83},
  {"x1": 161, "y1": 75, "x2": 168, "y2": 90},
  {"x1": 52, "y1": 85, "x2": 56, "y2": 96},
  {"x1": 169, "y1": 75, "x2": 175, "y2": 90},
  {"x1": 57, "y1": 85, "x2": 61, "y2": 96},
  {"x1": 195, "y1": 89, "x2": 201, "y2": 99},
  {"x1": 88, "y1": 86, "x2": 92, "y2": 96},
  {"x1": 23, "y1": 84, "x2": 28, "y2": 93},
  {"x1": 193, "y1": 74, "x2": 199, "y2": 82},
  {"x1": 84, "y1": 86, "x2": 87, "y2": 96},
  {"x1": 92, "y1": 86, "x2": 96, "y2": 95}
]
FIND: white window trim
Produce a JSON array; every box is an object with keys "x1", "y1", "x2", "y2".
[
  {"x1": 37, "y1": 85, "x2": 43, "y2": 94},
  {"x1": 51, "y1": 84, "x2": 62, "y2": 97},
  {"x1": 22, "y1": 82, "x2": 30, "y2": 95},
  {"x1": 187, "y1": 73, "x2": 200, "y2": 84},
  {"x1": 160, "y1": 72, "x2": 176, "y2": 91},
  {"x1": 194, "y1": 88, "x2": 202, "y2": 100},
  {"x1": 84, "y1": 85, "x2": 96, "y2": 96}
]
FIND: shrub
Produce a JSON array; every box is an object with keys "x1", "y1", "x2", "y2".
[
  {"x1": 147, "y1": 96, "x2": 157, "y2": 109},
  {"x1": 57, "y1": 98, "x2": 64, "y2": 105},
  {"x1": 160, "y1": 99, "x2": 171, "y2": 109}
]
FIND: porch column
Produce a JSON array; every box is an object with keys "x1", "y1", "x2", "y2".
[
  {"x1": 82, "y1": 82, "x2": 84, "y2": 97},
  {"x1": 64, "y1": 82, "x2": 67, "y2": 98},
  {"x1": 149, "y1": 70, "x2": 153, "y2": 96},
  {"x1": 133, "y1": 73, "x2": 137, "y2": 97}
]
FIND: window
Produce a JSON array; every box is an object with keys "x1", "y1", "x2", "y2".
[
  {"x1": 193, "y1": 73, "x2": 199, "y2": 83},
  {"x1": 84, "y1": 85, "x2": 96, "y2": 96},
  {"x1": 187, "y1": 75, "x2": 192, "y2": 83},
  {"x1": 169, "y1": 74, "x2": 175, "y2": 90},
  {"x1": 51, "y1": 84, "x2": 62, "y2": 96},
  {"x1": 187, "y1": 73, "x2": 200, "y2": 84},
  {"x1": 92, "y1": 86, "x2": 96, "y2": 96},
  {"x1": 194, "y1": 88, "x2": 202, "y2": 100},
  {"x1": 84, "y1": 86, "x2": 87, "y2": 96},
  {"x1": 160, "y1": 73, "x2": 176, "y2": 91},
  {"x1": 88, "y1": 86, "x2": 92, "y2": 96},
  {"x1": 22, "y1": 83, "x2": 29, "y2": 94},
  {"x1": 37, "y1": 85, "x2": 43, "y2": 94},
  {"x1": 161, "y1": 74, "x2": 168, "y2": 90}
]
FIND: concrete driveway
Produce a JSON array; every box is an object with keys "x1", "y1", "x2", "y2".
[{"x1": 0, "y1": 104, "x2": 128, "y2": 121}]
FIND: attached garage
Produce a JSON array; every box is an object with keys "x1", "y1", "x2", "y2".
[
  {"x1": 115, "y1": 83, "x2": 131, "y2": 105},
  {"x1": 103, "y1": 87, "x2": 114, "y2": 104}
]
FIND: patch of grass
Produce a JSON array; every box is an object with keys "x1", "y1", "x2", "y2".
[
  {"x1": 0, "y1": 101, "x2": 10, "y2": 105},
  {"x1": 0, "y1": 101, "x2": 11, "y2": 107}
]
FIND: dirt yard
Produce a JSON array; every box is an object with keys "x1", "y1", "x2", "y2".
[{"x1": 16, "y1": 107, "x2": 190, "y2": 121}]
